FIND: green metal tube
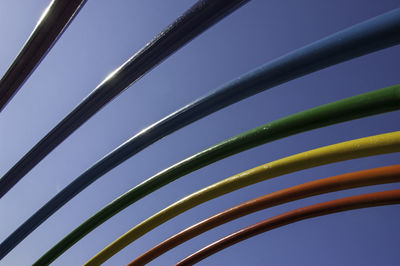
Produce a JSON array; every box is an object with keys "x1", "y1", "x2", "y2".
[{"x1": 35, "y1": 85, "x2": 400, "y2": 265}]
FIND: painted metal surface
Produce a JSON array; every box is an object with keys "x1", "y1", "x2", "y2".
[
  {"x1": 0, "y1": 0, "x2": 87, "y2": 111},
  {"x1": 35, "y1": 85, "x2": 400, "y2": 265},
  {"x1": 129, "y1": 165, "x2": 400, "y2": 265},
  {"x1": 2, "y1": 7, "x2": 400, "y2": 261},
  {"x1": 85, "y1": 131, "x2": 400, "y2": 265},
  {"x1": 0, "y1": 0, "x2": 249, "y2": 198},
  {"x1": 176, "y1": 189, "x2": 400, "y2": 265}
]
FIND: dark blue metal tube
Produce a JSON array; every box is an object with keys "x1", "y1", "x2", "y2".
[
  {"x1": 0, "y1": 0, "x2": 250, "y2": 198},
  {"x1": 1, "y1": 7, "x2": 400, "y2": 260},
  {"x1": 0, "y1": 0, "x2": 87, "y2": 111}
]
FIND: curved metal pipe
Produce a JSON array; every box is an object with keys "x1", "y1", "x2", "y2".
[
  {"x1": 0, "y1": 0, "x2": 87, "y2": 111},
  {"x1": 129, "y1": 165, "x2": 400, "y2": 265},
  {"x1": 176, "y1": 189, "x2": 400, "y2": 265},
  {"x1": 85, "y1": 131, "x2": 400, "y2": 265},
  {"x1": 3, "y1": 7, "x2": 400, "y2": 260},
  {"x1": 2, "y1": 6, "x2": 400, "y2": 199},
  {"x1": 35, "y1": 86, "x2": 400, "y2": 265},
  {"x1": 0, "y1": 0, "x2": 250, "y2": 198}
]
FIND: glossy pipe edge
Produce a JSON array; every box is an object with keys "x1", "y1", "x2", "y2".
[
  {"x1": 0, "y1": 0, "x2": 250, "y2": 198},
  {"x1": 0, "y1": 0, "x2": 251, "y2": 257},
  {"x1": 0, "y1": 0, "x2": 87, "y2": 111},
  {"x1": 176, "y1": 189, "x2": 400, "y2": 265},
  {"x1": 85, "y1": 131, "x2": 400, "y2": 265},
  {"x1": 6, "y1": 7, "x2": 400, "y2": 262},
  {"x1": 129, "y1": 165, "x2": 400, "y2": 265},
  {"x1": 36, "y1": 85, "x2": 400, "y2": 265}
]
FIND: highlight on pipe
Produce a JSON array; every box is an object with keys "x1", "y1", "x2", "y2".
[
  {"x1": 0, "y1": 0, "x2": 250, "y2": 199},
  {"x1": 85, "y1": 131, "x2": 400, "y2": 265},
  {"x1": 1, "y1": 2, "x2": 398, "y2": 265},
  {"x1": 5, "y1": 9, "x2": 400, "y2": 262},
  {"x1": 0, "y1": 0, "x2": 87, "y2": 111},
  {"x1": 33, "y1": 85, "x2": 400, "y2": 265}
]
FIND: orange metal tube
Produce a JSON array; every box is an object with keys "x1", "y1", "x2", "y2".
[
  {"x1": 129, "y1": 165, "x2": 400, "y2": 265},
  {"x1": 176, "y1": 189, "x2": 400, "y2": 265}
]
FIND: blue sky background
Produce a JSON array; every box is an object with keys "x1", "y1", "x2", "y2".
[{"x1": 0, "y1": 0, "x2": 399, "y2": 265}]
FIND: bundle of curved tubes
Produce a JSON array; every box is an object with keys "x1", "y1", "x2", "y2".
[
  {"x1": 0, "y1": 1, "x2": 399, "y2": 265},
  {"x1": 129, "y1": 165, "x2": 400, "y2": 265},
  {"x1": 176, "y1": 189, "x2": 400, "y2": 265},
  {"x1": 85, "y1": 131, "x2": 400, "y2": 265}
]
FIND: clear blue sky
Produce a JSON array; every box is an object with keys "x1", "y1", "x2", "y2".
[{"x1": 0, "y1": 0, "x2": 399, "y2": 265}]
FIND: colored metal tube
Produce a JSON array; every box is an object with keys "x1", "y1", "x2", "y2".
[
  {"x1": 35, "y1": 86, "x2": 400, "y2": 265},
  {"x1": 85, "y1": 131, "x2": 400, "y2": 265},
  {"x1": 129, "y1": 165, "x2": 400, "y2": 265},
  {"x1": 0, "y1": 0, "x2": 250, "y2": 198},
  {"x1": 176, "y1": 189, "x2": 400, "y2": 265},
  {"x1": 6, "y1": 8, "x2": 400, "y2": 260},
  {"x1": 0, "y1": 0, "x2": 87, "y2": 111},
  {"x1": 2, "y1": 7, "x2": 400, "y2": 200}
]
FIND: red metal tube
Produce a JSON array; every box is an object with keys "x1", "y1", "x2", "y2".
[
  {"x1": 130, "y1": 165, "x2": 400, "y2": 265},
  {"x1": 176, "y1": 189, "x2": 400, "y2": 265}
]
